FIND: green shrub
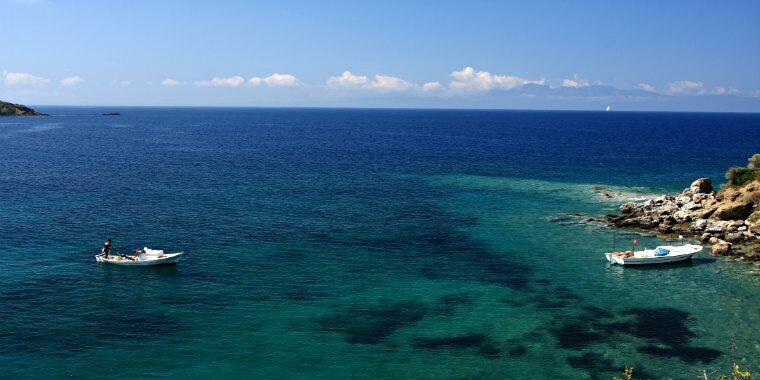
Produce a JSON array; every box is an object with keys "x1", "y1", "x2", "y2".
[
  {"x1": 749, "y1": 154, "x2": 760, "y2": 170},
  {"x1": 726, "y1": 166, "x2": 757, "y2": 186},
  {"x1": 613, "y1": 366, "x2": 634, "y2": 380}
]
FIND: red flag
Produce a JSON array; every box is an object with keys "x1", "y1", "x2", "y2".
[{"x1": 633, "y1": 239, "x2": 639, "y2": 246}]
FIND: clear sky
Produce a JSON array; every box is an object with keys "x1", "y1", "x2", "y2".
[{"x1": 1, "y1": 0, "x2": 759, "y2": 111}]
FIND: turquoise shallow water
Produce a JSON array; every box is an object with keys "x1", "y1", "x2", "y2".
[{"x1": 1, "y1": 108, "x2": 759, "y2": 379}]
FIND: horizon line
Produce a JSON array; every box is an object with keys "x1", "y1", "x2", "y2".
[{"x1": 27, "y1": 104, "x2": 760, "y2": 115}]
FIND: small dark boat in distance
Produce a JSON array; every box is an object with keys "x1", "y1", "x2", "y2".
[{"x1": 102, "y1": 112, "x2": 121, "y2": 116}]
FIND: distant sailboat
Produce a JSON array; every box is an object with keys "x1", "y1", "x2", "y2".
[{"x1": 605, "y1": 105, "x2": 612, "y2": 112}]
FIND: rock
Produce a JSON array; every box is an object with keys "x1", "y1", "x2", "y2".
[
  {"x1": 709, "y1": 237, "x2": 720, "y2": 245},
  {"x1": 712, "y1": 200, "x2": 754, "y2": 221},
  {"x1": 675, "y1": 195, "x2": 691, "y2": 206},
  {"x1": 619, "y1": 202, "x2": 637, "y2": 214},
  {"x1": 748, "y1": 211, "x2": 760, "y2": 224},
  {"x1": 700, "y1": 233, "x2": 711, "y2": 243},
  {"x1": 658, "y1": 224, "x2": 674, "y2": 233},
  {"x1": 705, "y1": 226, "x2": 724, "y2": 233},
  {"x1": 743, "y1": 252, "x2": 760, "y2": 261},
  {"x1": 637, "y1": 217, "x2": 659, "y2": 228},
  {"x1": 684, "y1": 202, "x2": 702, "y2": 211},
  {"x1": 694, "y1": 219, "x2": 708, "y2": 231},
  {"x1": 692, "y1": 193, "x2": 709, "y2": 203},
  {"x1": 673, "y1": 210, "x2": 692, "y2": 223},
  {"x1": 695, "y1": 206, "x2": 718, "y2": 219},
  {"x1": 657, "y1": 204, "x2": 678, "y2": 216},
  {"x1": 738, "y1": 225, "x2": 748, "y2": 232},
  {"x1": 711, "y1": 242, "x2": 732, "y2": 256},
  {"x1": 689, "y1": 178, "x2": 713, "y2": 194},
  {"x1": 725, "y1": 233, "x2": 743, "y2": 243}
]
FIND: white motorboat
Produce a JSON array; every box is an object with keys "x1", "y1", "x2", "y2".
[
  {"x1": 605, "y1": 244, "x2": 702, "y2": 265},
  {"x1": 96, "y1": 247, "x2": 183, "y2": 266}
]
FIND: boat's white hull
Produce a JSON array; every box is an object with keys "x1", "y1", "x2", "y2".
[
  {"x1": 605, "y1": 252, "x2": 694, "y2": 265},
  {"x1": 605, "y1": 244, "x2": 702, "y2": 266},
  {"x1": 95, "y1": 252, "x2": 183, "y2": 266}
]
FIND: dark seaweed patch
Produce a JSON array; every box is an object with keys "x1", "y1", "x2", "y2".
[
  {"x1": 507, "y1": 344, "x2": 528, "y2": 358},
  {"x1": 637, "y1": 344, "x2": 722, "y2": 364},
  {"x1": 550, "y1": 322, "x2": 607, "y2": 349},
  {"x1": 502, "y1": 285, "x2": 583, "y2": 311},
  {"x1": 411, "y1": 333, "x2": 501, "y2": 358},
  {"x1": 581, "y1": 306, "x2": 614, "y2": 319},
  {"x1": 317, "y1": 301, "x2": 427, "y2": 344},
  {"x1": 612, "y1": 308, "x2": 694, "y2": 347},
  {"x1": 412, "y1": 333, "x2": 486, "y2": 349},
  {"x1": 566, "y1": 352, "x2": 618, "y2": 379},
  {"x1": 532, "y1": 295, "x2": 569, "y2": 310},
  {"x1": 546, "y1": 307, "x2": 722, "y2": 364}
]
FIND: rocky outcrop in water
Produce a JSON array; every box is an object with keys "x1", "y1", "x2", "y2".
[
  {"x1": 607, "y1": 177, "x2": 760, "y2": 263},
  {"x1": 0, "y1": 100, "x2": 47, "y2": 116}
]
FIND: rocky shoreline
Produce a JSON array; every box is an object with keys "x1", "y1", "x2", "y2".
[
  {"x1": 606, "y1": 177, "x2": 760, "y2": 262},
  {"x1": 0, "y1": 100, "x2": 47, "y2": 116}
]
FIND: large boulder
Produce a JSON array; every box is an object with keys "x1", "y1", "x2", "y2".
[
  {"x1": 724, "y1": 232, "x2": 744, "y2": 243},
  {"x1": 711, "y1": 242, "x2": 732, "y2": 256},
  {"x1": 689, "y1": 178, "x2": 713, "y2": 194},
  {"x1": 673, "y1": 210, "x2": 692, "y2": 223},
  {"x1": 619, "y1": 202, "x2": 637, "y2": 214},
  {"x1": 712, "y1": 200, "x2": 754, "y2": 220},
  {"x1": 743, "y1": 252, "x2": 760, "y2": 261},
  {"x1": 694, "y1": 205, "x2": 718, "y2": 219}
]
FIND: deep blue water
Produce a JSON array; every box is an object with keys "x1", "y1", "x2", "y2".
[{"x1": 1, "y1": 108, "x2": 759, "y2": 379}]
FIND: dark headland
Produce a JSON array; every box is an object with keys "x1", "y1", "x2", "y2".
[{"x1": 0, "y1": 100, "x2": 47, "y2": 116}]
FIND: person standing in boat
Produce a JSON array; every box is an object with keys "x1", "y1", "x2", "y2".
[{"x1": 102, "y1": 238, "x2": 112, "y2": 258}]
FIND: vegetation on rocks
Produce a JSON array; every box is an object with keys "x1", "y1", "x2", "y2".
[
  {"x1": 726, "y1": 154, "x2": 760, "y2": 186},
  {"x1": 0, "y1": 100, "x2": 46, "y2": 116}
]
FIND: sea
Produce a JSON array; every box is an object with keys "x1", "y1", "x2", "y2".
[{"x1": 1, "y1": 107, "x2": 759, "y2": 379}]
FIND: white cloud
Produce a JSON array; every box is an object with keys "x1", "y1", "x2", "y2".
[
  {"x1": 712, "y1": 86, "x2": 739, "y2": 96},
  {"x1": 194, "y1": 76, "x2": 246, "y2": 88},
  {"x1": 325, "y1": 71, "x2": 414, "y2": 92},
  {"x1": 161, "y1": 78, "x2": 181, "y2": 87},
  {"x1": 422, "y1": 82, "x2": 443, "y2": 91},
  {"x1": 248, "y1": 77, "x2": 263, "y2": 86},
  {"x1": 561, "y1": 74, "x2": 590, "y2": 88},
  {"x1": 666, "y1": 80, "x2": 705, "y2": 95},
  {"x1": 638, "y1": 83, "x2": 656, "y2": 93},
  {"x1": 327, "y1": 71, "x2": 369, "y2": 87},
  {"x1": 367, "y1": 75, "x2": 414, "y2": 92},
  {"x1": 112, "y1": 80, "x2": 131, "y2": 86},
  {"x1": 2, "y1": 71, "x2": 51, "y2": 86},
  {"x1": 449, "y1": 66, "x2": 544, "y2": 91},
  {"x1": 60, "y1": 76, "x2": 84, "y2": 86},
  {"x1": 263, "y1": 73, "x2": 300, "y2": 87}
]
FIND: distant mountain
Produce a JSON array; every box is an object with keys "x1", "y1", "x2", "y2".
[
  {"x1": 517, "y1": 84, "x2": 657, "y2": 98},
  {"x1": 0, "y1": 100, "x2": 47, "y2": 116}
]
